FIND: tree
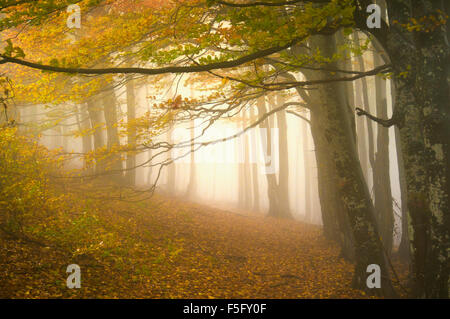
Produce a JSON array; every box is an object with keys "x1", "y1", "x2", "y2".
[
  {"x1": 256, "y1": 96, "x2": 281, "y2": 217},
  {"x1": 373, "y1": 47, "x2": 394, "y2": 256},
  {"x1": 301, "y1": 113, "x2": 311, "y2": 223},
  {"x1": 125, "y1": 78, "x2": 137, "y2": 186},
  {"x1": 275, "y1": 93, "x2": 292, "y2": 219},
  {"x1": 185, "y1": 118, "x2": 197, "y2": 197},
  {"x1": 356, "y1": 0, "x2": 449, "y2": 297}
]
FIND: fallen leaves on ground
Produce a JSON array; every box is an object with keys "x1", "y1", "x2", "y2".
[{"x1": 0, "y1": 193, "x2": 408, "y2": 299}]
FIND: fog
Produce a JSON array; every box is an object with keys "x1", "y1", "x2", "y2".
[{"x1": 19, "y1": 72, "x2": 403, "y2": 246}]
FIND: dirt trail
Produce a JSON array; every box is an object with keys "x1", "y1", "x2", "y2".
[
  {"x1": 137, "y1": 197, "x2": 367, "y2": 298},
  {"x1": 1, "y1": 194, "x2": 369, "y2": 298}
]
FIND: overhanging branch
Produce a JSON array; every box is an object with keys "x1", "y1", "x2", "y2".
[
  {"x1": 0, "y1": 36, "x2": 306, "y2": 75},
  {"x1": 355, "y1": 107, "x2": 398, "y2": 127},
  {"x1": 287, "y1": 110, "x2": 310, "y2": 124}
]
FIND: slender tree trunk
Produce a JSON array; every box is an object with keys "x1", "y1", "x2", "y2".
[
  {"x1": 256, "y1": 96, "x2": 280, "y2": 218},
  {"x1": 238, "y1": 117, "x2": 246, "y2": 208},
  {"x1": 86, "y1": 97, "x2": 105, "y2": 174},
  {"x1": 243, "y1": 111, "x2": 252, "y2": 210},
  {"x1": 275, "y1": 94, "x2": 291, "y2": 218},
  {"x1": 395, "y1": 125, "x2": 410, "y2": 262},
  {"x1": 146, "y1": 148, "x2": 153, "y2": 185},
  {"x1": 354, "y1": 32, "x2": 376, "y2": 184},
  {"x1": 355, "y1": 31, "x2": 394, "y2": 256},
  {"x1": 373, "y1": 50, "x2": 394, "y2": 256},
  {"x1": 336, "y1": 31, "x2": 357, "y2": 144},
  {"x1": 61, "y1": 120, "x2": 69, "y2": 152},
  {"x1": 302, "y1": 117, "x2": 311, "y2": 223},
  {"x1": 249, "y1": 105, "x2": 260, "y2": 212},
  {"x1": 354, "y1": 78, "x2": 370, "y2": 182},
  {"x1": 145, "y1": 84, "x2": 153, "y2": 186},
  {"x1": 185, "y1": 119, "x2": 196, "y2": 197},
  {"x1": 76, "y1": 104, "x2": 93, "y2": 174},
  {"x1": 166, "y1": 123, "x2": 176, "y2": 194},
  {"x1": 125, "y1": 79, "x2": 136, "y2": 186},
  {"x1": 102, "y1": 88, "x2": 123, "y2": 182}
]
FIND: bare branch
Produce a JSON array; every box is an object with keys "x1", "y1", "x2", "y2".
[
  {"x1": 287, "y1": 110, "x2": 310, "y2": 124},
  {"x1": 355, "y1": 107, "x2": 398, "y2": 127},
  {"x1": 0, "y1": 36, "x2": 306, "y2": 75}
]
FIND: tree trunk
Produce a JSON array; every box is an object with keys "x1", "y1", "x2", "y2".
[
  {"x1": 395, "y1": 125, "x2": 410, "y2": 262},
  {"x1": 304, "y1": 35, "x2": 394, "y2": 295},
  {"x1": 373, "y1": 50, "x2": 394, "y2": 256},
  {"x1": 243, "y1": 112, "x2": 252, "y2": 210},
  {"x1": 275, "y1": 94, "x2": 292, "y2": 218},
  {"x1": 166, "y1": 123, "x2": 176, "y2": 194},
  {"x1": 125, "y1": 79, "x2": 136, "y2": 186},
  {"x1": 354, "y1": 75, "x2": 370, "y2": 182},
  {"x1": 256, "y1": 96, "x2": 282, "y2": 218},
  {"x1": 380, "y1": 0, "x2": 450, "y2": 298},
  {"x1": 354, "y1": 32, "x2": 375, "y2": 185},
  {"x1": 86, "y1": 97, "x2": 105, "y2": 174},
  {"x1": 185, "y1": 119, "x2": 196, "y2": 198},
  {"x1": 102, "y1": 88, "x2": 123, "y2": 182},
  {"x1": 76, "y1": 103, "x2": 93, "y2": 174},
  {"x1": 249, "y1": 105, "x2": 260, "y2": 212},
  {"x1": 302, "y1": 116, "x2": 311, "y2": 223}
]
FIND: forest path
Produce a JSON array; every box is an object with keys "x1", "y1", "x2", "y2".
[{"x1": 1, "y1": 194, "x2": 369, "y2": 298}]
